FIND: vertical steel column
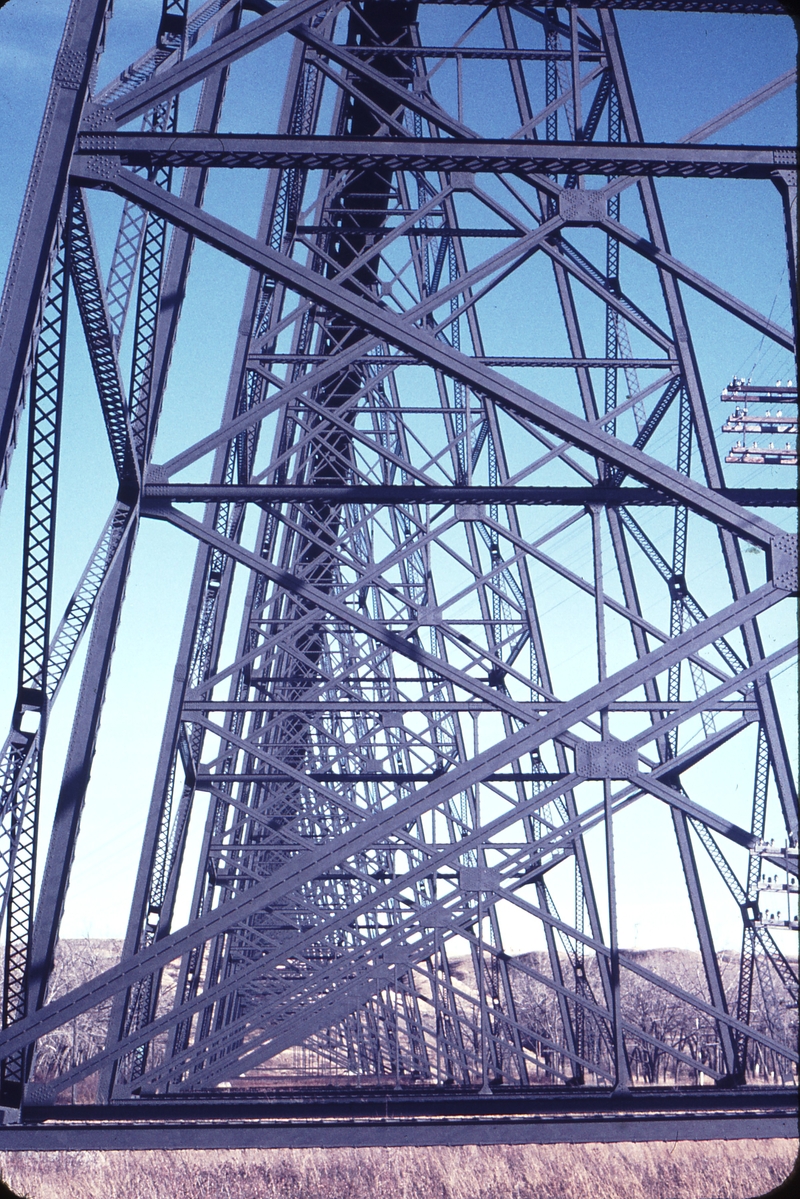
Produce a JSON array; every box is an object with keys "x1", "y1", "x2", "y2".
[
  {"x1": 734, "y1": 726, "x2": 770, "y2": 1079},
  {"x1": 1, "y1": 229, "x2": 69, "y2": 1104},
  {"x1": 26, "y1": 534, "x2": 136, "y2": 1024},
  {"x1": 544, "y1": 0, "x2": 559, "y2": 219},
  {"x1": 603, "y1": 81, "x2": 620, "y2": 443},
  {"x1": 771, "y1": 170, "x2": 797, "y2": 341},
  {"x1": 0, "y1": 0, "x2": 109, "y2": 506},
  {"x1": 26, "y1": 0, "x2": 193, "y2": 1072},
  {"x1": 100, "y1": 5, "x2": 242, "y2": 1099}
]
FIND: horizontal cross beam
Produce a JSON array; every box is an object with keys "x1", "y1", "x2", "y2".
[
  {"x1": 245, "y1": 355, "x2": 678, "y2": 367},
  {"x1": 76, "y1": 134, "x2": 796, "y2": 179},
  {"x1": 8, "y1": 1090, "x2": 798, "y2": 1149},
  {"x1": 185, "y1": 700, "x2": 760, "y2": 713},
  {"x1": 436, "y1": 2, "x2": 787, "y2": 10},
  {"x1": 141, "y1": 483, "x2": 797, "y2": 508}
]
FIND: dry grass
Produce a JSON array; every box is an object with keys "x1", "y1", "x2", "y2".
[{"x1": 0, "y1": 1139, "x2": 796, "y2": 1199}]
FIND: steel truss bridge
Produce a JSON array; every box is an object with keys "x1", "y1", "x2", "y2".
[{"x1": 0, "y1": 0, "x2": 796, "y2": 1149}]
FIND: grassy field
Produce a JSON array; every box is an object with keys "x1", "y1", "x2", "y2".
[
  {"x1": 0, "y1": 1140, "x2": 796, "y2": 1199},
  {"x1": 6, "y1": 940, "x2": 797, "y2": 1196}
]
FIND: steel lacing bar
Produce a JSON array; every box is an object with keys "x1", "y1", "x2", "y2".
[
  {"x1": 68, "y1": 188, "x2": 138, "y2": 484},
  {"x1": 45, "y1": 503, "x2": 134, "y2": 705},
  {"x1": 1, "y1": 230, "x2": 69, "y2": 1099},
  {"x1": 90, "y1": 0, "x2": 234, "y2": 108},
  {"x1": 0, "y1": 738, "x2": 37, "y2": 930},
  {"x1": 128, "y1": 106, "x2": 174, "y2": 466},
  {"x1": 104, "y1": 199, "x2": 148, "y2": 351}
]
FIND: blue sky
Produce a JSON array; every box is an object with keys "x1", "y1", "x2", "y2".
[{"x1": 0, "y1": 1, "x2": 796, "y2": 950}]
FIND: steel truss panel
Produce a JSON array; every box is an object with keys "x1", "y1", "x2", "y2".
[{"x1": 0, "y1": 0, "x2": 796, "y2": 1143}]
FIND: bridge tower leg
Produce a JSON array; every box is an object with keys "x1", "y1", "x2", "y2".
[{"x1": 0, "y1": 0, "x2": 796, "y2": 1129}]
